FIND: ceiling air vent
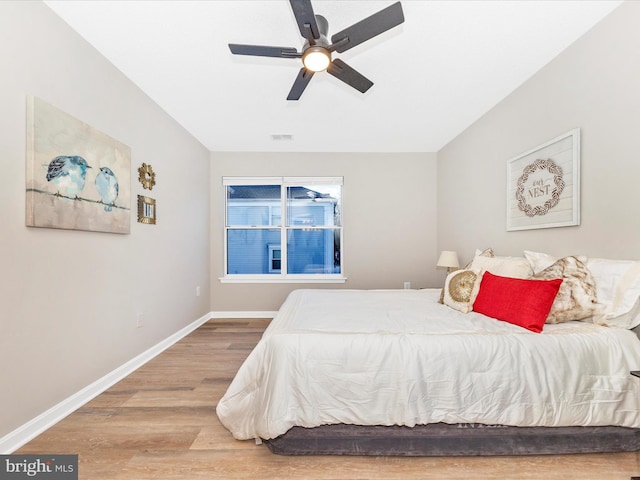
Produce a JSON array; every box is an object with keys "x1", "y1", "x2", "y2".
[{"x1": 271, "y1": 134, "x2": 294, "y2": 141}]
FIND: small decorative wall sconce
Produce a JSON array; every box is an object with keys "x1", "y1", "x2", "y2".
[
  {"x1": 137, "y1": 163, "x2": 156, "y2": 190},
  {"x1": 137, "y1": 195, "x2": 156, "y2": 224}
]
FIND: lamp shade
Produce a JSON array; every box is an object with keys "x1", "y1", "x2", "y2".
[{"x1": 437, "y1": 250, "x2": 460, "y2": 269}]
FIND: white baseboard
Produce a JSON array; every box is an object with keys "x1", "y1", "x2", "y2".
[
  {"x1": 210, "y1": 311, "x2": 277, "y2": 319},
  {"x1": 0, "y1": 312, "x2": 212, "y2": 454}
]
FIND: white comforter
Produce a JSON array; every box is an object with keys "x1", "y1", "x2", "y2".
[{"x1": 216, "y1": 289, "x2": 640, "y2": 440}]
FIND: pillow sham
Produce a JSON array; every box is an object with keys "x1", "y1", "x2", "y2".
[
  {"x1": 470, "y1": 254, "x2": 532, "y2": 279},
  {"x1": 463, "y1": 248, "x2": 494, "y2": 269},
  {"x1": 587, "y1": 258, "x2": 640, "y2": 328},
  {"x1": 599, "y1": 296, "x2": 640, "y2": 329},
  {"x1": 523, "y1": 250, "x2": 558, "y2": 274},
  {"x1": 442, "y1": 269, "x2": 482, "y2": 313},
  {"x1": 532, "y1": 256, "x2": 600, "y2": 324},
  {"x1": 472, "y1": 271, "x2": 562, "y2": 333}
]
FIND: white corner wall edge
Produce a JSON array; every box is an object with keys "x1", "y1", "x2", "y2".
[{"x1": 0, "y1": 312, "x2": 213, "y2": 454}]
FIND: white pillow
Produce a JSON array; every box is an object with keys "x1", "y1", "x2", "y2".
[
  {"x1": 523, "y1": 250, "x2": 590, "y2": 270},
  {"x1": 463, "y1": 248, "x2": 494, "y2": 269},
  {"x1": 523, "y1": 250, "x2": 558, "y2": 274},
  {"x1": 596, "y1": 296, "x2": 640, "y2": 329},
  {"x1": 587, "y1": 258, "x2": 640, "y2": 328},
  {"x1": 470, "y1": 255, "x2": 532, "y2": 279}
]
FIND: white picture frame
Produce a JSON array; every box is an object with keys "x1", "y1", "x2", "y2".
[{"x1": 506, "y1": 128, "x2": 580, "y2": 231}]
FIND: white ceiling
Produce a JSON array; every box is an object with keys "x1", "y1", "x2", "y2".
[{"x1": 43, "y1": 0, "x2": 622, "y2": 153}]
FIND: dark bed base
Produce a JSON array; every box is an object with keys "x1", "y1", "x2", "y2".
[{"x1": 263, "y1": 423, "x2": 640, "y2": 457}]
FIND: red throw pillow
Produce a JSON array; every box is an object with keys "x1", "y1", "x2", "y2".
[{"x1": 472, "y1": 271, "x2": 562, "y2": 333}]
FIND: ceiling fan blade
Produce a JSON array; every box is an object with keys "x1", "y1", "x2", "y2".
[
  {"x1": 229, "y1": 43, "x2": 301, "y2": 58},
  {"x1": 330, "y1": 2, "x2": 404, "y2": 53},
  {"x1": 287, "y1": 68, "x2": 314, "y2": 100},
  {"x1": 289, "y1": 0, "x2": 320, "y2": 41},
  {"x1": 327, "y1": 58, "x2": 373, "y2": 94}
]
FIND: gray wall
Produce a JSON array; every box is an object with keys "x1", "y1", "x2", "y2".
[
  {"x1": 211, "y1": 152, "x2": 439, "y2": 311},
  {"x1": 0, "y1": 1, "x2": 211, "y2": 439},
  {"x1": 437, "y1": 1, "x2": 639, "y2": 266}
]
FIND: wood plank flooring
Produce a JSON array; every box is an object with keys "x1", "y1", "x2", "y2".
[{"x1": 17, "y1": 319, "x2": 640, "y2": 479}]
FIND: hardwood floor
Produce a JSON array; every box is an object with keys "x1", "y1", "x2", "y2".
[{"x1": 17, "y1": 319, "x2": 640, "y2": 479}]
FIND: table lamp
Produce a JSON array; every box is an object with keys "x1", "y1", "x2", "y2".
[{"x1": 437, "y1": 250, "x2": 460, "y2": 274}]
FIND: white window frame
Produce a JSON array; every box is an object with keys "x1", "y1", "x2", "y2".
[{"x1": 220, "y1": 176, "x2": 346, "y2": 284}]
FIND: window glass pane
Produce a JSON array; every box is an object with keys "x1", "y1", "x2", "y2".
[
  {"x1": 287, "y1": 228, "x2": 341, "y2": 274},
  {"x1": 224, "y1": 178, "x2": 343, "y2": 278},
  {"x1": 268, "y1": 244, "x2": 281, "y2": 273},
  {"x1": 270, "y1": 206, "x2": 281, "y2": 226},
  {"x1": 227, "y1": 185, "x2": 281, "y2": 226},
  {"x1": 286, "y1": 185, "x2": 341, "y2": 227},
  {"x1": 227, "y1": 229, "x2": 281, "y2": 274}
]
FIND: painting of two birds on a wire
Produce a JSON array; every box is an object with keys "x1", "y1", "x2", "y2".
[{"x1": 25, "y1": 96, "x2": 131, "y2": 234}]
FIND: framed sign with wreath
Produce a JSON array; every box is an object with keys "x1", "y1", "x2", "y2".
[{"x1": 506, "y1": 128, "x2": 580, "y2": 231}]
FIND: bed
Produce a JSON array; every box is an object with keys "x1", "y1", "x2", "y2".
[{"x1": 216, "y1": 252, "x2": 640, "y2": 456}]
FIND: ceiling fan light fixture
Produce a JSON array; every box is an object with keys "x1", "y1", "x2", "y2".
[
  {"x1": 228, "y1": 1, "x2": 405, "y2": 99},
  {"x1": 302, "y1": 46, "x2": 331, "y2": 72}
]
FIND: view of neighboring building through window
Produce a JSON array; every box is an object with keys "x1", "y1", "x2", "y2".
[{"x1": 224, "y1": 177, "x2": 342, "y2": 279}]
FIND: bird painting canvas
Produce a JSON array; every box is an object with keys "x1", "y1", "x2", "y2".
[{"x1": 26, "y1": 96, "x2": 131, "y2": 234}]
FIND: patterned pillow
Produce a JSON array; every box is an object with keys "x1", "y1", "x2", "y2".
[
  {"x1": 439, "y1": 248, "x2": 492, "y2": 304},
  {"x1": 533, "y1": 256, "x2": 601, "y2": 323},
  {"x1": 442, "y1": 269, "x2": 482, "y2": 313}
]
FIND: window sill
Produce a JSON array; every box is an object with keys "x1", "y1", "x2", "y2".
[{"x1": 219, "y1": 275, "x2": 347, "y2": 284}]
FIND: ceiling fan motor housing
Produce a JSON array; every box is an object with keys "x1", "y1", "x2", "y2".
[{"x1": 302, "y1": 15, "x2": 331, "y2": 71}]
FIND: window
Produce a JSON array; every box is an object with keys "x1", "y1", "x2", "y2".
[{"x1": 222, "y1": 177, "x2": 344, "y2": 283}]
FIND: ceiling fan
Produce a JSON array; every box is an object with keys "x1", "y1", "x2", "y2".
[{"x1": 228, "y1": 1, "x2": 404, "y2": 100}]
